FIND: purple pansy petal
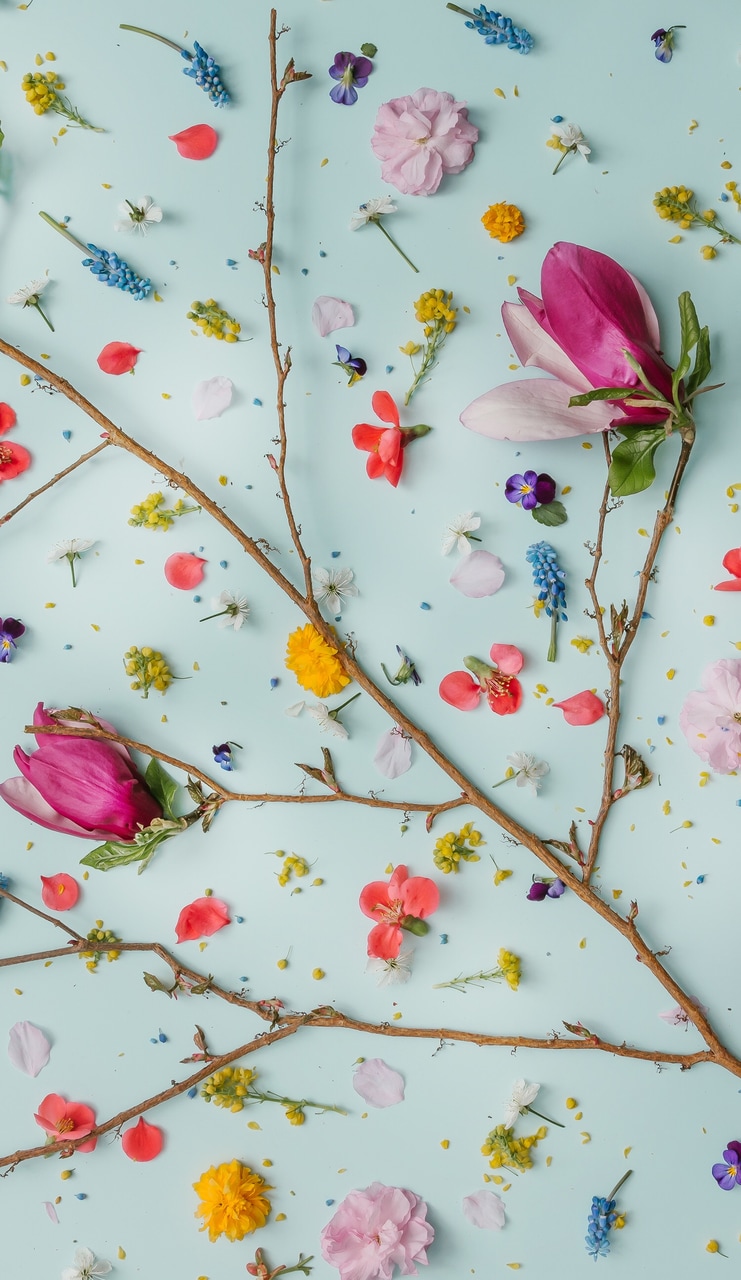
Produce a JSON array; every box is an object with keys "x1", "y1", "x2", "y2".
[
  {"x1": 712, "y1": 1164, "x2": 737, "y2": 1190},
  {"x1": 336, "y1": 345, "x2": 351, "y2": 363},
  {"x1": 520, "y1": 489, "x2": 538, "y2": 510},
  {"x1": 330, "y1": 82, "x2": 358, "y2": 106},
  {"x1": 1, "y1": 617, "x2": 25, "y2": 639},
  {"x1": 547, "y1": 878, "x2": 566, "y2": 898},
  {"x1": 534, "y1": 473, "x2": 557, "y2": 505},
  {"x1": 527, "y1": 882, "x2": 548, "y2": 900}
]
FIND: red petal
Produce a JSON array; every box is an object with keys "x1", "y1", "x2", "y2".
[
  {"x1": 0, "y1": 441, "x2": 31, "y2": 481},
  {"x1": 371, "y1": 390, "x2": 400, "y2": 427},
  {"x1": 714, "y1": 579, "x2": 741, "y2": 591},
  {"x1": 439, "y1": 671, "x2": 481, "y2": 710},
  {"x1": 0, "y1": 403, "x2": 17, "y2": 435},
  {"x1": 377, "y1": 428, "x2": 402, "y2": 465},
  {"x1": 487, "y1": 677, "x2": 523, "y2": 715},
  {"x1": 40, "y1": 873, "x2": 80, "y2": 912},
  {"x1": 121, "y1": 1116, "x2": 164, "y2": 1162},
  {"x1": 164, "y1": 552, "x2": 206, "y2": 590},
  {"x1": 399, "y1": 874, "x2": 439, "y2": 919},
  {"x1": 359, "y1": 880, "x2": 392, "y2": 920},
  {"x1": 174, "y1": 896, "x2": 231, "y2": 942},
  {"x1": 367, "y1": 921, "x2": 403, "y2": 959},
  {"x1": 489, "y1": 643, "x2": 524, "y2": 675},
  {"x1": 553, "y1": 690, "x2": 605, "y2": 725},
  {"x1": 168, "y1": 124, "x2": 219, "y2": 160},
  {"x1": 97, "y1": 342, "x2": 142, "y2": 375},
  {"x1": 721, "y1": 547, "x2": 741, "y2": 579},
  {"x1": 352, "y1": 423, "x2": 384, "y2": 452}
]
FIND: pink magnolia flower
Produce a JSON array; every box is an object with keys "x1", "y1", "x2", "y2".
[
  {"x1": 359, "y1": 865, "x2": 440, "y2": 959},
  {"x1": 321, "y1": 1181, "x2": 434, "y2": 1280},
  {"x1": 371, "y1": 88, "x2": 478, "y2": 197},
  {"x1": 175, "y1": 896, "x2": 231, "y2": 942},
  {"x1": 439, "y1": 643, "x2": 523, "y2": 715},
  {"x1": 34, "y1": 1092, "x2": 97, "y2": 1152},
  {"x1": 461, "y1": 241, "x2": 675, "y2": 441},
  {"x1": 679, "y1": 658, "x2": 741, "y2": 773},
  {"x1": 0, "y1": 703, "x2": 162, "y2": 840}
]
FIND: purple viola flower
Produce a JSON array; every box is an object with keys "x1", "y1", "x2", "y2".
[
  {"x1": 547, "y1": 877, "x2": 566, "y2": 897},
  {"x1": 505, "y1": 470, "x2": 556, "y2": 510},
  {"x1": 650, "y1": 25, "x2": 684, "y2": 62},
  {"x1": 0, "y1": 617, "x2": 25, "y2": 663},
  {"x1": 328, "y1": 51, "x2": 373, "y2": 106},
  {"x1": 212, "y1": 743, "x2": 233, "y2": 772},
  {"x1": 334, "y1": 344, "x2": 367, "y2": 386},
  {"x1": 527, "y1": 877, "x2": 566, "y2": 900},
  {"x1": 712, "y1": 1141, "x2": 741, "y2": 1190}
]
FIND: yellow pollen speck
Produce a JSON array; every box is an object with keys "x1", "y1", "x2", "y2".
[
  {"x1": 117, "y1": 1248, "x2": 126, "y2": 1261},
  {"x1": 578, "y1": 938, "x2": 587, "y2": 949},
  {"x1": 506, "y1": 1265, "x2": 521, "y2": 1271},
  {"x1": 502, "y1": 1182, "x2": 512, "y2": 1191},
  {"x1": 507, "y1": 275, "x2": 517, "y2": 286},
  {"x1": 248, "y1": 1121, "x2": 261, "y2": 1130},
  {"x1": 90, "y1": 624, "x2": 100, "y2": 631},
  {"x1": 683, "y1": 879, "x2": 692, "y2": 887},
  {"x1": 712, "y1": 837, "x2": 721, "y2": 844},
  {"x1": 731, "y1": 504, "x2": 739, "y2": 513},
  {"x1": 565, "y1": 1097, "x2": 577, "y2": 1109},
  {"x1": 160, "y1": 715, "x2": 167, "y2": 723},
  {"x1": 494, "y1": 87, "x2": 505, "y2": 98},
  {"x1": 20, "y1": 374, "x2": 31, "y2": 385},
  {"x1": 624, "y1": 1147, "x2": 632, "y2": 1157},
  {"x1": 277, "y1": 958, "x2": 288, "y2": 970},
  {"x1": 44, "y1": 602, "x2": 56, "y2": 609},
  {"x1": 320, "y1": 157, "x2": 328, "y2": 166},
  {"x1": 161, "y1": 392, "x2": 171, "y2": 399},
  {"x1": 60, "y1": 1169, "x2": 73, "y2": 1180},
  {"x1": 218, "y1": 475, "x2": 228, "y2": 486},
  {"x1": 582, "y1": 442, "x2": 592, "y2": 449},
  {"x1": 440, "y1": 1139, "x2": 450, "y2": 1149},
  {"x1": 581, "y1": 1132, "x2": 591, "y2": 1143},
  {"x1": 668, "y1": 235, "x2": 682, "y2": 243},
  {"x1": 272, "y1": 265, "x2": 280, "y2": 274},
  {"x1": 14, "y1": 989, "x2": 22, "y2": 995},
  {"x1": 675, "y1": 526, "x2": 681, "y2": 534},
  {"x1": 561, "y1": 484, "x2": 571, "y2": 494},
  {"x1": 574, "y1": 806, "x2": 585, "y2": 814},
  {"x1": 508, "y1": 363, "x2": 519, "y2": 370},
  {"x1": 666, "y1": 668, "x2": 676, "y2": 680},
  {"x1": 612, "y1": 889, "x2": 622, "y2": 899},
  {"x1": 545, "y1": 697, "x2": 554, "y2": 705},
  {"x1": 26, "y1": 841, "x2": 33, "y2": 851},
  {"x1": 262, "y1": 1159, "x2": 273, "y2": 1167},
  {"x1": 392, "y1": 1011, "x2": 402, "y2": 1020},
  {"x1": 198, "y1": 941, "x2": 207, "y2": 951},
  {"x1": 275, "y1": 1213, "x2": 287, "y2": 1222},
  {"x1": 574, "y1": 1111, "x2": 583, "y2": 1121},
  {"x1": 154, "y1": 292, "x2": 163, "y2": 302},
  {"x1": 193, "y1": 661, "x2": 200, "y2": 671},
  {"x1": 638, "y1": 527, "x2": 648, "y2": 537},
  {"x1": 40, "y1": 353, "x2": 50, "y2": 360},
  {"x1": 312, "y1": 878, "x2": 323, "y2": 886},
  {"x1": 34, "y1": 52, "x2": 43, "y2": 65},
  {"x1": 312, "y1": 968, "x2": 325, "y2": 980},
  {"x1": 101, "y1": 182, "x2": 111, "y2": 189},
  {"x1": 688, "y1": 119, "x2": 698, "y2": 132},
  {"x1": 703, "y1": 615, "x2": 715, "y2": 626},
  {"x1": 546, "y1": 1155, "x2": 552, "y2": 1167},
  {"x1": 385, "y1": 863, "x2": 394, "y2": 874},
  {"x1": 721, "y1": 161, "x2": 732, "y2": 169},
  {"x1": 536, "y1": 683, "x2": 548, "y2": 693},
  {"x1": 82, "y1": 871, "x2": 89, "y2": 880},
  {"x1": 0, "y1": 61, "x2": 6, "y2": 72},
  {"x1": 513, "y1": 85, "x2": 519, "y2": 96},
  {"x1": 45, "y1": 51, "x2": 56, "y2": 61}
]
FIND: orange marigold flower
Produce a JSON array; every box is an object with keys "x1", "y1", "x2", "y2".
[
  {"x1": 285, "y1": 623, "x2": 351, "y2": 697},
  {"x1": 481, "y1": 202, "x2": 526, "y2": 243},
  {"x1": 193, "y1": 1159, "x2": 272, "y2": 1242}
]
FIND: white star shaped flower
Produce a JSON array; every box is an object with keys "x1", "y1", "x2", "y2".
[
  {"x1": 7, "y1": 272, "x2": 50, "y2": 305},
  {"x1": 312, "y1": 566, "x2": 358, "y2": 610},
  {"x1": 61, "y1": 1246, "x2": 112, "y2": 1280},
  {"x1": 366, "y1": 946, "x2": 414, "y2": 986},
  {"x1": 506, "y1": 752, "x2": 550, "y2": 795},
  {"x1": 441, "y1": 512, "x2": 481, "y2": 556},
  {"x1": 306, "y1": 702, "x2": 350, "y2": 739},
  {"x1": 502, "y1": 1079, "x2": 541, "y2": 1128},
  {"x1": 552, "y1": 122, "x2": 590, "y2": 158},
  {"x1": 115, "y1": 195, "x2": 163, "y2": 234},
  {"x1": 349, "y1": 196, "x2": 397, "y2": 230},
  {"x1": 213, "y1": 590, "x2": 250, "y2": 629}
]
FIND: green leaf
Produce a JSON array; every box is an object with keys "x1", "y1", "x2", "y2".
[
  {"x1": 360, "y1": 42, "x2": 377, "y2": 57},
  {"x1": 80, "y1": 822, "x2": 184, "y2": 872},
  {"x1": 608, "y1": 428, "x2": 666, "y2": 497},
  {"x1": 531, "y1": 499, "x2": 567, "y2": 527},
  {"x1": 143, "y1": 971, "x2": 178, "y2": 998},
  {"x1": 677, "y1": 290, "x2": 700, "y2": 357},
  {"x1": 568, "y1": 387, "x2": 637, "y2": 407},
  {"x1": 686, "y1": 325, "x2": 711, "y2": 397},
  {"x1": 144, "y1": 757, "x2": 180, "y2": 819}
]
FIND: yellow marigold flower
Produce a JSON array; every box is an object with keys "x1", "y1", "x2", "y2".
[
  {"x1": 285, "y1": 624, "x2": 350, "y2": 697},
  {"x1": 481, "y1": 202, "x2": 525, "y2": 243},
  {"x1": 193, "y1": 1159, "x2": 272, "y2": 1242}
]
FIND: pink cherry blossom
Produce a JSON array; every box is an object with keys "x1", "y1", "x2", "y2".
[
  {"x1": 34, "y1": 1093, "x2": 97, "y2": 1152},
  {"x1": 359, "y1": 865, "x2": 439, "y2": 960},
  {"x1": 371, "y1": 88, "x2": 478, "y2": 197},
  {"x1": 321, "y1": 1181, "x2": 434, "y2": 1280},
  {"x1": 679, "y1": 658, "x2": 741, "y2": 773}
]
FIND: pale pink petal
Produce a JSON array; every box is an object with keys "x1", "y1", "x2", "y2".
[
  {"x1": 502, "y1": 302, "x2": 592, "y2": 389},
  {"x1": 460, "y1": 376, "x2": 617, "y2": 442},
  {"x1": 352, "y1": 1058, "x2": 406, "y2": 1108},
  {"x1": 553, "y1": 690, "x2": 605, "y2": 725},
  {"x1": 8, "y1": 1022, "x2": 51, "y2": 1077},
  {"x1": 450, "y1": 549, "x2": 505, "y2": 597},
  {"x1": 164, "y1": 552, "x2": 206, "y2": 590},
  {"x1": 42, "y1": 1201, "x2": 59, "y2": 1224},
  {"x1": 374, "y1": 727, "x2": 412, "y2": 779},
  {"x1": 0, "y1": 775, "x2": 115, "y2": 840},
  {"x1": 192, "y1": 376, "x2": 233, "y2": 421},
  {"x1": 311, "y1": 296, "x2": 355, "y2": 337},
  {"x1": 462, "y1": 1188, "x2": 506, "y2": 1230},
  {"x1": 489, "y1": 644, "x2": 523, "y2": 675}
]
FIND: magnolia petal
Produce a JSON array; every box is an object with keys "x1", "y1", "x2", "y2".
[
  {"x1": 164, "y1": 552, "x2": 207, "y2": 590},
  {"x1": 174, "y1": 896, "x2": 231, "y2": 943},
  {"x1": 553, "y1": 690, "x2": 605, "y2": 725},
  {"x1": 353, "y1": 1058, "x2": 406, "y2": 1108},
  {"x1": 460, "y1": 376, "x2": 616, "y2": 442},
  {"x1": 373, "y1": 727, "x2": 412, "y2": 778},
  {"x1": 121, "y1": 1116, "x2": 164, "y2": 1161},
  {"x1": 96, "y1": 342, "x2": 141, "y2": 375},
  {"x1": 0, "y1": 402, "x2": 18, "y2": 435},
  {"x1": 168, "y1": 124, "x2": 219, "y2": 160},
  {"x1": 489, "y1": 643, "x2": 524, "y2": 675},
  {"x1": 450, "y1": 550, "x2": 505, "y2": 597},
  {"x1": 311, "y1": 295, "x2": 356, "y2": 337},
  {"x1": 462, "y1": 1188, "x2": 506, "y2": 1231},
  {"x1": 192, "y1": 375, "x2": 234, "y2": 421},
  {"x1": 8, "y1": 1021, "x2": 51, "y2": 1077},
  {"x1": 40, "y1": 872, "x2": 80, "y2": 912},
  {"x1": 502, "y1": 302, "x2": 592, "y2": 390},
  {"x1": 439, "y1": 670, "x2": 481, "y2": 710}
]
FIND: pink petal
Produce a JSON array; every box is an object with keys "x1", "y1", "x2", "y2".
[
  {"x1": 42, "y1": 1201, "x2": 59, "y2": 1224},
  {"x1": 553, "y1": 690, "x2": 605, "y2": 725},
  {"x1": 121, "y1": 1116, "x2": 164, "y2": 1161},
  {"x1": 460, "y1": 376, "x2": 617, "y2": 442},
  {"x1": 366, "y1": 920, "x2": 404, "y2": 959},
  {"x1": 40, "y1": 873, "x2": 79, "y2": 912},
  {"x1": 311, "y1": 296, "x2": 355, "y2": 337},
  {"x1": 399, "y1": 874, "x2": 440, "y2": 919},
  {"x1": 714, "y1": 580, "x2": 741, "y2": 592},
  {"x1": 174, "y1": 896, "x2": 231, "y2": 943},
  {"x1": 352, "y1": 1058, "x2": 406, "y2": 1108},
  {"x1": 192, "y1": 375, "x2": 233, "y2": 421},
  {"x1": 722, "y1": 547, "x2": 741, "y2": 578},
  {"x1": 8, "y1": 1021, "x2": 51, "y2": 1077},
  {"x1": 462, "y1": 1189, "x2": 506, "y2": 1230},
  {"x1": 96, "y1": 341, "x2": 141, "y2": 375},
  {"x1": 450, "y1": 549, "x2": 505, "y2": 597},
  {"x1": 373, "y1": 727, "x2": 412, "y2": 779},
  {"x1": 359, "y1": 879, "x2": 392, "y2": 920},
  {"x1": 502, "y1": 301, "x2": 592, "y2": 390},
  {"x1": 439, "y1": 670, "x2": 481, "y2": 710},
  {"x1": 164, "y1": 552, "x2": 207, "y2": 589},
  {"x1": 0, "y1": 402, "x2": 18, "y2": 435},
  {"x1": 489, "y1": 644, "x2": 523, "y2": 675},
  {"x1": 0, "y1": 775, "x2": 116, "y2": 839},
  {"x1": 371, "y1": 389, "x2": 400, "y2": 427},
  {"x1": 168, "y1": 124, "x2": 218, "y2": 159}
]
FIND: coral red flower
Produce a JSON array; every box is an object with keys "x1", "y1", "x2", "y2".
[
  {"x1": 715, "y1": 548, "x2": 741, "y2": 591},
  {"x1": 175, "y1": 896, "x2": 231, "y2": 942},
  {"x1": 0, "y1": 403, "x2": 17, "y2": 435},
  {"x1": 359, "y1": 864, "x2": 440, "y2": 959},
  {"x1": 164, "y1": 552, "x2": 207, "y2": 589},
  {"x1": 40, "y1": 872, "x2": 80, "y2": 911},
  {"x1": 169, "y1": 124, "x2": 218, "y2": 159},
  {"x1": 352, "y1": 391, "x2": 405, "y2": 487},
  {"x1": 121, "y1": 1116, "x2": 164, "y2": 1161},
  {"x1": 97, "y1": 341, "x2": 141, "y2": 375},
  {"x1": 0, "y1": 439, "x2": 31, "y2": 482},
  {"x1": 439, "y1": 643, "x2": 524, "y2": 715},
  {"x1": 553, "y1": 690, "x2": 605, "y2": 725},
  {"x1": 34, "y1": 1093, "x2": 97, "y2": 1152}
]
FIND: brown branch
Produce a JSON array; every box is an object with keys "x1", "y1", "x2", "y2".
[
  {"x1": 0, "y1": 440, "x2": 110, "y2": 527},
  {"x1": 0, "y1": 886, "x2": 85, "y2": 942}
]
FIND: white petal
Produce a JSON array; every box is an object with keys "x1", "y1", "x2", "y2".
[
  {"x1": 461, "y1": 376, "x2": 617, "y2": 441},
  {"x1": 352, "y1": 1058, "x2": 405, "y2": 1107},
  {"x1": 462, "y1": 1189, "x2": 506, "y2": 1230},
  {"x1": 8, "y1": 1021, "x2": 51, "y2": 1076},
  {"x1": 373, "y1": 728, "x2": 412, "y2": 778},
  {"x1": 284, "y1": 701, "x2": 306, "y2": 717},
  {"x1": 449, "y1": 550, "x2": 505, "y2": 598},
  {"x1": 311, "y1": 295, "x2": 355, "y2": 337},
  {"x1": 192, "y1": 375, "x2": 234, "y2": 421}
]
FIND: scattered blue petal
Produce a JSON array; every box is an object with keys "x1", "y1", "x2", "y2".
[
  {"x1": 62, "y1": 430, "x2": 72, "y2": 440},
  {"x1": 187, "y1": 1086, "x2": 198, "y2": 1099},
  {"x1": 551, "y1": 114, "x2": 564, "y2": 122},
  {"x1": 385, "y1": 365, "x2": 394, "y2": 374},
  {"x1": 158, "y1": 1030, "x2": 167, "y2": 1043},
  {"x1": 219, "y1": 560, "x2": 227, "y2": 568},
  {"x1": 252, "y1": 398, "x2": 262, "y2": 406},
  {"x1": 641, "y1": 611, "x2": 654, "y2": 619},
  {"x1": 192, "y1": 595, "x2": 201, "y2": 603},
  {"x1": 270, "y1": 678, "x2": 279, "y2": 689},
  {"x1": 63, "y1": 644, "x2": 72, "y2": 650},
  {"x1": 235, "y1": 915, "x2": 244, "y2": 923},
  {"x1": 439, "y1": 934, "x2": 448, "y2": 944},
  {"x1": 74, "y1": 1193, "x2": 87, "y2": 1200},
  {"x1": 657, "y1": 715, "x2": 665, "y2": 725},
  {"x1": 319, "y1": 249, "x2": 327, "y2": 257},
  {"x1": 331, "y1": 551, "x2": 341, "y2": 558},
  {"x1": 326, "y1": 1199, "x2": 335, "y2": 1206},
  {"x1": 696, "y1": 875, "x2": 705, "y2": 884},
  {"x1": 420, "y1": 602, "x2": 431, "y2": 610},
  {"x1": 301, "y1": 268, "x2": 309, "y2": 276},
  {"x1": 226, "y1": 259, "x2": 237, "y2": 266}
]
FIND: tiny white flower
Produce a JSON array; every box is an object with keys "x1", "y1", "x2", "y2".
[
  {"x1": 7, "y1": 272, "x2": 50, "y2": 305},
  {"x1": 115, "y1": 195, "x2": 163, "y2": 234},
  {"x1": 506, "y1": 751, "x2": 550, "y2": 795},
  {"x1": 206, "y1": 590, "x2": 250, "y2": 630},
  {"x1": 312, "y1": 566, "x2": 358, "y2": 610},
  {"x1": 61, "y1": 1246, "x2": 112, "y2": 1280},
  {"x1": 349, "y1": 196, "x2": 397, "y2": 230},
  {"x1": 441, "y1": 512, "x2": 481, "y2": 556},
  {"x1": 552, "y1": 122, "x2": 590, "y2": 159},
  {"x1": 46, "y1": 538, "x2": 96, "y2": 588},
  {"x1": 366, "y1": 946, "x2": 414, "y2": 986},
  {"x1": 306, "y1": 701, "x2": 350, "y2": 740},
  {"x1": 502, "y1": 1079, "x2": 541, "y2": 1128}
]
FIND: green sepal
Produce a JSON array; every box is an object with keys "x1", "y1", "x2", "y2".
[
  {"x1": 686, "y1": 325, "x2": 711, "y2": 397},
  {"x1": 144, "y1": 756, "x2": 180, "y2": 819},
  {"x1": 531, "y1": 499, "x2": 567, "y2": 527},
  {"x1": 608, "y1": 427, "x2": 666, "y2": 497},
  {"x1": 143, "y1": 971, "x2": 179, "y2": 998},
  {"x1": 401, "y1": 915, "x2": 430, "y2": 937}
]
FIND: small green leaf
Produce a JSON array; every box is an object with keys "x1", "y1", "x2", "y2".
[
  {"x1": 81, "y1": 839, "x2": 153, "y2": 872},
  {"x1": 568, "y1": 387, "x2": 637, "y2": 407},
  {"x1": 686, "y1": 325, "x2": 711, "y2": 397},
  {"x1": 360, "y1": 42, "x2": 377, "y2": 57},
  {"x1": 145, "y1": 757, "x2": 180, "y2": 819},
  {"x1": 531, "y1": 499, "x2": 567, "y2": 527},
  {"x1": 143, "y1": 971, "x2": 177, "y2": 998},
  {"x1": 677, "y1": 290, "x2": 700, "y2": 357},
  {"x1": 608, "y1": 428, "x2": 666, "y2": 497}
]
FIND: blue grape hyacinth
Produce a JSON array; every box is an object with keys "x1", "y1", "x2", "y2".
[
  {"x1": 526, "y1": 540, "x2": 567, "y2": 662},
  {"x1": 82, "y1": 245, "x2": 152, "y2": 300},
  {"x1": 584, "y1": 1172, "x2": 632, "y2": 1260},
  {"x1": 447, "y1": 4, "x2": 534, "y2": 54},
  {"x1": 182, "y1": 41, "x2": 230, "y2": 107}
]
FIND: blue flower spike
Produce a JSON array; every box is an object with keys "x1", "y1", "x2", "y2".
[
  {"x1": 526, "y1": 540, "x2": 567, "y2": 662},
  {"x1": 585, "y1": 1171, "x2": 632, "y2": 1260},
  {"x1": 39, "y1": 213, "x2": 152, "y2": 299},
  {"x1": 446, "y1": 4, "x2": 534, "y2": 54},
  {"x1": 120, "y1": 25, "x2": 230, "y2": 106}
]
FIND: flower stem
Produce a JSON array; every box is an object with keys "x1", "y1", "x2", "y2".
[
  {"x1": 32, "y1": 299, "x2": 54, "y2": 332},
  {"x1": 374, "y1": 219, "x2": 419, "y2": 273},
  {"x1": 552, "y1": 146, "x2": 573, "y2": 176},
  {"x1": 404, "y1": 328, "x2": 445, "y2": 406},
  {"x1": 247, "y1": 1086, "x2": 347, "y2": 1115},
  {"x1": 199, "y1": 608, "x2": 230, "y2": 623},
  {"x1": 491, "y1": 773, "x2": 515, "y2": 790},
  {"x1": 118, "y1": 23, "x2": 186, "y2": 54},
  {"x1": 67, "y1": 554, "x2": 77, "y2": 588},
  {"x1": 331, "y1": 691, "x2": 361, "y2": 715},
  {"x1": 547, "y1": 611, "x2": 558, "y2": 663},
  {"x1": 607, "y1": 1169, "x2": 633, "y2": 1201},
  {"x1": 526, "y1": 1105, "x2": 564, "y2": 1128},
  {"x1": 38, "y1": 211, "x2": 89, "y2": 256},
  {"x1": 446, "y1": 3, "x2": 476, "y2": 16}
]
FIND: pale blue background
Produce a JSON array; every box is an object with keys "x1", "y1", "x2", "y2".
[{"x1": 1, "y1": 0, "x2": 740, "y2": 1275}]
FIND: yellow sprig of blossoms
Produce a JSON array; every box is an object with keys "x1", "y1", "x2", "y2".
[
  {"x1": 123, "y1": 645, "x2": 174, "y2": 698},
  {"x1": 433, "y1": 821, "x2": 484, "y2": 874},
  {"x1": 128, "y1": 491, "x2": 201, "y2": 530},
  {"x1": 653, "y1": 184, "x2": 741, "y2": 258},
  {"x1": 403, "y1": 287, "x2": 458, "y2": 405}
]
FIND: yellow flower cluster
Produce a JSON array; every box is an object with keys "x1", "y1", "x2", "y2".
[
  {"x1": 123, "y1": 645, "x2": 174, "y2": 698},
  {"x1": 285, "y1": 624, "x2": 350, "y2": 698},
  {"x1": 22, "y1": 70, "x2": 65, "y2": 114},
  {"x1": 652, "y1": 185, "x2": 701, "y2": 226},
  {"x1": 274, "y1": 852, "x2": 310, "y2": 887},
  {"x1": 201, "y1": 1066, "x2": 257, "y2": 1112},
  {"x1": 481, "y1": 202, "x2": 526, "y2": 243},
  {"x1": 193, "y1": 1159, "x2": 272, "y2": 1242},
  {"x1": 481, "y1": 1123, "x2": 547, "y2": 1171},
  {"x1": 571, "y1": 635, "x2": 594, "y2": 654},
  {"x1": 497, "y1": 947, "x2": 521, "y2": 991},
  {"x1": 413, "y1": 288, "x2": 457, "y2": 338},
  {"x1": 128, "y1": 491, "x2": 201, "y2": 531},
  {"x1": 433, "y1": 821, "x2": 484, "y2": 874},
  {"x1": 284, "y1": 1105, "x2": 306, "y2": 1126},
  {"x1": 187, "y1": 298, "x2": 241, "y2": 341},
  {"x1": 80, "y1": 920, "x2": 121, "y2": 972},
  {"x1": 725, "y1": 180, "x2": 741, "y2": 210}
]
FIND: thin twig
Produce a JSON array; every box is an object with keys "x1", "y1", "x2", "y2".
[{"x1": 0, "y1": 440, "x2": 110, "y2": 527}]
